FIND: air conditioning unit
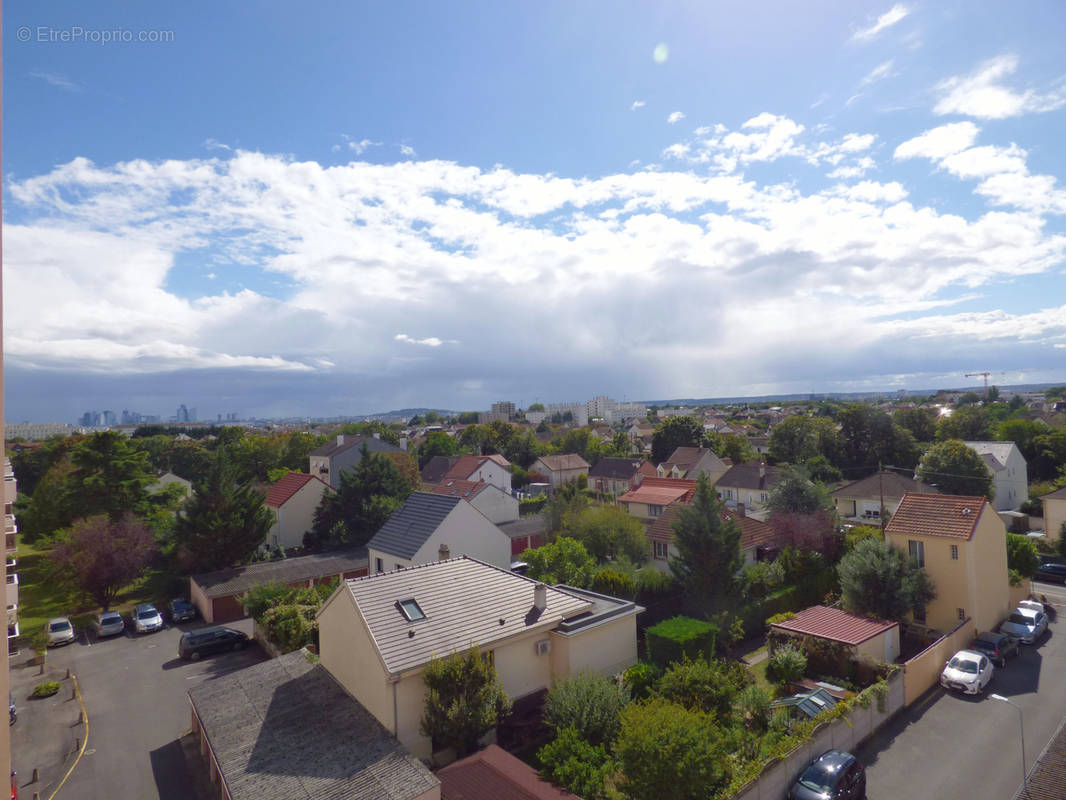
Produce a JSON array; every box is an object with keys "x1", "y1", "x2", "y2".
[{"x1": 535, "y1": 639, "x2": 551, "y2": 656}]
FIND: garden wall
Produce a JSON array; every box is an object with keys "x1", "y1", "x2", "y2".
[
  {"x1": 729, "y1": 671, "x2": 905, "y2": 800},
  {"x1": 901, "y1": 617, "x2": 973, "y2": 705}
]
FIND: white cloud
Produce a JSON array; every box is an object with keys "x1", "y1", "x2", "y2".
[
  {"x1": 810, "y1": 93, "x2": 830, "y2": 110},
  {"x1": 340, "y1": 136, "x2": 382, "y2": 155},
  {"x1": 29, "y1": 70, "x2": 81, "y2": 92},
  {"x1": 631, "y1": 100, "x2": 646, "y2": 111},
  {"x1": 203, "y1": 138, "x2": 232, "y2": 152},
  {"x1": 934, "y1": 54, "x2": 1066, "y2": 119},
  {"x1": 860, "y1": 60, "x2": 896, "y2": 87},
  {"x1": 395, "y1": 334, "x2": 450, "y2": 347},
  {"x1": 851, "y1": 4, "x2": 909, "y2": 42},
  {"x1": 667, "y1": 111, "x2": 685, "y2": 124},
  {"x1": 894, "y1": 122, "x2": 981, "y2": 161},
  {"x1": 400, "y1": 144, "x2": 417, "y2": 157}
]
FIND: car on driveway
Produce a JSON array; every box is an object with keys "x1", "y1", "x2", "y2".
[
  {"x1": 93, "y1": 611, "x2": 125, "y2": 638},
  {"x1": 787, "y1": 749, "x2": 866, "y2": 800},
  {"x1": 1000, "y1": 607, "x2": 1047, "y2": 644},
  {"x1": 940, "y1": 649, "x2": 994, "y2": 695},
  {"x1": 970, "y1": 631, "x2": 1018, "y2": 667},
  {"x1": 132, "y1": 603, "x2": 164, "y2": 634},
  {"x1": 178, "y1": 627, "x2": 249, "y2": 661},
  {"x1": 1034, "y1": 561, "x2": 1066, "y2": 583},
  {"x1": 46, "y1": 617, "x2": 76, "y2": 647},
  {"x1": 169, "y1": 597, "x2": 197, "y2": 623}
]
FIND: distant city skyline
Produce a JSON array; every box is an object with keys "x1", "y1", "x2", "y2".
[{"x1": 5, "y1": 2, "x2": 1066, "y2": 422}]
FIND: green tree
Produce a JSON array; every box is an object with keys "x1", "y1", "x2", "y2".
[
  {"x1": 1006, "y1": 533, "x2": 1039, "y2": 578},
  {"x1": 767, "y1": 415, "x2": 840, "y2": 466},
  {"x1": 171, "y1": 447, "x2": 274, "y2": 572},
  {"x1": 766, "y1": 644, "x2": 807, "y2": 684},
  {"x1": 417, "y1": 431, "x2": 460, "y2": 468},
  {"x1": 996, "y1": 419, "x2": 1045, "y2": 465},
  {"x1": 718, "y1": 433, "x2": 755, "y2": 464},
  {"x1": 615, "y1": 698, "x2": 731, "y2": 800},
  {"x1": 651, "y1": 416, "x2": 704, "y2": 464},
  {"x1": 655, "y1": 656, "x2": 748, "y2": 720},
  {"x1": 522, "y1": 538, "x2": 597, "y2": 586},
  {"x1": 956, "y1": 391, "x2": 982, "y2": 406},
  {"x1": 537, "y1": 728, "x2": 614, "y2": 800},
  {"x1": 552, "y1": 428, "x2": 603, "y2": 466},
  {"x1": 49, "y1": 514, "x2": 158, "y2": 609},
  {"x1": 309, "y1": 446, "x2": 413, "y2": 549},
  {"x1": 766, "y1": 465, "x2": 832, "y2": 514},
  {"x1": 838, "y1": 538, "x2": 936, "y2": 621},
  {"x1": 669, "y1": 475, "x2": 742, "y2": 610},
  {"x1": 836, "y1": 404, "x2": 920, "y2": 473},
  {"x1": 1032, "y1": 429, "x2": 1066, "y2": 482},
  {"x1": 337, "y1": 420, "x2": 400, "y2": 446},
  {"x1": 420, "y1": 647, "x2": 510, "y2": 757},
  {"x1": 893, "y1": 408, "x2": 938, "y2": 443},
  {"x1": 562, "y1": 505, "x2": 648, "y2": 564},
  {"x1": 67, "y1": 431, "x2": 155, "y2": 520},
  {"x1": 936, "y1": 406, "x2": 992, "y2": 442},
  {"x1": 544, "y1": 670, "x2": 630, "y2": 745},
  {"x1": 15, "y1": 460, "x2": 76, "y2": 542},
  {"x1": 916, "y1": 439, "x2": 994, "y2": 499},
  {"x1": 528, "y1": 402, "x2": 545, "y2": 412}
]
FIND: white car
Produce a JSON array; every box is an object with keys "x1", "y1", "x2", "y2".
[
  {"x1": 1000, "y1": 607, "x2": 1047, "y2": 644},
  {"x1": 940, "y1": 649, "x2": 994, "y2": 695},
  {"x1": 46, "y1": 617, "x2": 76, "y2": 647},
  {"x1": 132, "y1": 603, "x2": 164, "y2": 634}
]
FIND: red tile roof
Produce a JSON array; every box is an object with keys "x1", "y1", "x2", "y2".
[
  {"x1": 535, "y1": 454, "x2": 591, "y2": 472},
  {"x1": 771, "y1": 605, "x2": 898, "y2": 646},
  {"x1": 647, "y1": 501, "x2": 777, "y2": 551},
  {"x1": 429, "y1": 479, "x2": 490, "y2": 500},
  {"x1": 444, "y1": 454, "x2": 512, "y2": 481},
  {"x1": 437, "y1": 744, "x2": 574, "y2": 800},
  {"x1": 265, "y1": 473, "x2": 326, "y2": 508},
  {"x1": 884, "y1": 493, "x2": 987, "y2": 540},
  {"x1": 619, "y1": 478, "x2": 696, "y2": 507}
]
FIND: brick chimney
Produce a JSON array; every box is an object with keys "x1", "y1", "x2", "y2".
[
  {"x1": 438, "y1": 543, "x2": 450, "y2": 561},
  {"x1": 736, "y1": 502, "x2": 746, "y2": 518},
  {"x1": 534, "y1": 583, "x2": 547, "y2": 611}
]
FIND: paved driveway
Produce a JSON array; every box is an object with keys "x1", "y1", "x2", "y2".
[
  {"x1": 858, "y1": 580, "x2": 1066, "y2": 799},
  {"x1": 13, "y1": 616, "x2": 264, "y2": 800}
]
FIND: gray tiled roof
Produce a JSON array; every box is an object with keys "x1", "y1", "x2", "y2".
[
  {"x1": 191, "y1": 551, "x2": 368, "y2": 598},
  {"x1": 367, "y1": 492, "x2": 461, "y2": 560},
  {"x1": 588, "y1": 457, "x2": 643, "y2": 479},
  {"x1": 337, "y1": 556, "x2": 592, "y2": 675},
  {"x1": 308, "y1": 434, "x2": 400, "y2": 459},
  {"x1": 831, "y1": 470, "x2": 939, "y2": 500},
  {"x1": 189, "y1": 651, "x2": 438, "y2": 800},
  {"x1": 963, "y1": 441, "x2": 1018, "y2": 471}
]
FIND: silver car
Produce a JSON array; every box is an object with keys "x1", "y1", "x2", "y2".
[
  {"x1": 132, "y1": 603, "x2": 164, "y2": 634},
  {"x1": 46, "y1": 617, "x2": 76, "y2": 647},
  {"x1": 999, "y1": 607, "x2": 1047, "y2": 644},
  {"x1": 93, "y1": 611, "x2": 125, "y2": 638}
]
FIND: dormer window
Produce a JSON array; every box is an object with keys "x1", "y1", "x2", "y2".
[{"x1": 397, "y1": 598, "x2": 425, "y2": 622}]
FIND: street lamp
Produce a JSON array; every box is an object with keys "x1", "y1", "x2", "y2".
[{"x1": 990, "y1": 693, "x2": 1027, "y2": 799}]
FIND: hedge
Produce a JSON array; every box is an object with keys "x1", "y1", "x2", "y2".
[
  {"x1": 646, "y1": 616, "x2": 718, "y2": 667},
  {"x1": 520, "y1": 496, "x2": 548, "y2": 516}
]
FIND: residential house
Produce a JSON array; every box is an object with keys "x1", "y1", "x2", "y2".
[
  {"x1": 617, "y1": 478, "x2": 696, "y2": 522},
  {"x1": 715, "y1": 462, "x2": 782, "y2": 513},
  {"x1": 437, "y1": 744, "x2": 571, "y2": 800},
  {"x1": 884, "y1": 493, "x2": 1010, "y2": 634},
  {"x1": 498, "y1": 516, "x2": 548, "y2": 558},
  {"x1": 309, "y1": 434, "x2": 404, "y2": 489},
  {"x1": 367, "y1": 492, "x2": 512, "y2": 573},
  {"x1": 5, "y1": 460, "x2": 17, "y2": 646},
  {"x1": 962, "y1": 441, "x2": 1028, "y2": 511},
  {"x1": 149, "y1": 471, "x2": 193, "y2": 497},
  {"x1": 530, "y1": 454, "x2": 590, "y2": 488},
  {"x1": 429, "y1": 479, "x2": 519, "y2": 524},
  {"x1": 443, "y1": 454, "x2": 513, "y2": 494},
  {"x1": 646, "y1": 501, "x2": 777, "y2": 570},
  {"x1": 421, "y1": 455, "x2": 461, "y2": 486},
  {"x1": 316, "y1": 556, "x2": 642, "y2": 759},
  {"x1": 588, "y1": 457, "x2": 647, "y2": 496},
  {"x1": 770, "y1": 605, "x2": 900, "y2": 664},
  {"x1": 264, "y1": 472, "x2": 329, "y2": 551},
  {"x1": 189, "y1": 550, "x2": 367, "y2": 624},
  {"x1": 188, "y1": 650, "x2": 440, "y2": 800},
  {"x1": 1041, "y1": 486, "x2": 1066, "y2": 543},
  {"x1": 656, "y1": 446, "x2": 728, "y2": 484},
  {"x1": 748, "y1": 435, "x2": 770, "y2": 456},
  {"x1": 831, "y1": 469, "x2": 939, "y2": 523}
]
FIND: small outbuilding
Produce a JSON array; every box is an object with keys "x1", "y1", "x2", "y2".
[{"x1": 770, "y1": 605, "x2": 900, "y2": 665}]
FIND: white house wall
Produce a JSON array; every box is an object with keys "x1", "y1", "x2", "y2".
[
  {"x1": 470, "y1": 488, "x2": 519, "y2": 524},
  {"x1": 411, "y1": 502, "x2": 512, "y2": 569}
]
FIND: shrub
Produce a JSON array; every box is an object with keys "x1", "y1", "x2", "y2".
[
  {"x1": 420, "y1": 647, "x2": 510, "y2": 757},
  {"x1": 32, "y1": 682, "x2": 61, "y2": 698},
  {"x1": 591, "y1": 568, "x2": 636, "y2": 600},
  {"x1": 767, "y1": 644, "x2": 807, "y2": 684},
  {"x1": 736, "y1": 684, "x2": 771, "y2": 732},
  {"x1": 520, "y1": 496, "x2": 548, "y2": 516},
  {"x1": 259, "y1": 603, "x2": 319, "y2": 653},
  {"x1": 543, "y1": 670, "x2": 630, "y2": 746},
  {"x1": 635, "y1": 568, "x2": 675, "y2": 600},
  {"x1": 765, "y1": 611, "x2": 796, "y2": 627},
  {"x1": 537, "y1": 727, "x2": 614, "y2": 800},
  {"x1": 623, "y1": 662, "x2": 661, "y2": 700},
  {"x1": 645, "y1": 616, "x2": 718, "y2": 667},
  {"x1": 655, "y1": 656, "x2": 750, "y2": 719}
]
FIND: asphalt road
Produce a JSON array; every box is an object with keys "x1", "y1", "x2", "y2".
[
  {"x1": 858, "y1": 580, "x2": 1066, "y2": 800},
  {"x1": 25, "y1": 616, "x2": 263, "y2": 800}
]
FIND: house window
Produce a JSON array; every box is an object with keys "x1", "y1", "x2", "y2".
[
  {"x1": 913, "y1": 606, "x2": 926, "y2": 624},
  {"x1": 397, "y1": 598, "x2": 426, "y2": 622},
  {"x1": 908, "y1": 540, "x2": 925, "y2": 568},
  {"x1": 375, "y1": 558, "x2": 383, "y2": 573},
  {"x1": 648, "y1": 504, "x2": 663, "y2": 518},
  {"x1": 951, "y1": 545, "x2": 959, "y2": 561},
  {"x1": 957, "y1": 608, "x2": 966, "y2": 621},
  {"x1": 653, "y1": 541, "x2": 668, "y2": 560}
]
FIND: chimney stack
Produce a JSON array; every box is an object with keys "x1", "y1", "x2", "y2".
[
  {"x1": 337, "y1": 434, "x2": 345, "y2": 446},
  {"x1": 438, "y1": 543, "x2": 450, "y2": 561},
  {"x1": 534, "y1": 583, "x2": 547, "y2": 611},
  {"x1": 736, "y1": 502, "x2": 746, "y2": 518}
]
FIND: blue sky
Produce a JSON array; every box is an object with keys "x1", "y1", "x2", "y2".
[{"x1": 5, "y1": 1, "x2": 1066, "y2": 421}]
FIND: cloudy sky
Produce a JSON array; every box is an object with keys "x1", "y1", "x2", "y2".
[{"x1": 5, "y1": 1, "x2": 1066, "y2": 422}]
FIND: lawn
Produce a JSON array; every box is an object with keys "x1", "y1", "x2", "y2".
[{"x1": 747, "y1": 657, "x2": 774, "y2": 695}]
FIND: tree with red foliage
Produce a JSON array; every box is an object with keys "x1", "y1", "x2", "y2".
[{"x1": 50, "y1": 514, "x2": 158, "y2": 609}]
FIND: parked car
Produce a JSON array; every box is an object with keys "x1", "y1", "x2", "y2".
[
  {"x1": 970, "y1": 631, "x2": 1019, "y2": 667},
  {"x1": 169, "y1": 598, "x2": 197, "y2": 623},
  {"x1": 177, "y1": 627, "x2": 249, "y2": 661},
  {"x1": 1034, "y1": 561, "x2": 1066, "y2": 583},
  {"x1": 132, "y1": 604, "x2": 164, "y2": 634},
  {"x1": 940, "y1": 649, "x2": 994, "y2": 695},
  {"x1": 46, "y1": 617, "x2": 76, "y2": 647},
  {"x1": 787, "y1": 749, "x2": 866, "y2": 800},
  {"x1": 93, "y1": 611, "x2": 125, "y2": 639},
  {"x1": 999, "y1": 607, "x2": 1047, "y2": 644}
]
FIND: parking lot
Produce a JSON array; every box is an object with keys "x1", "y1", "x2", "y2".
[
  {"x1": 858, "y1": 580, "x2": 1066, "y2": 799},
  {"x1": 11, "y1": 615, "x2": 264, "y2": 800}
]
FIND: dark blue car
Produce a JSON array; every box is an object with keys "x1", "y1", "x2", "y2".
[{"x1": 788, "y1": 750, "x2": 866, "y2": 800}]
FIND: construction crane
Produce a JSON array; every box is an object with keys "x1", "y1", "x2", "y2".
[{"x1": 965, "y1": 372, "x2": 991, "y2": 395}]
